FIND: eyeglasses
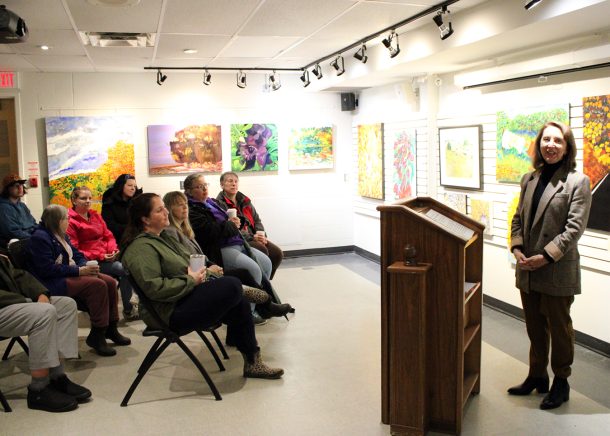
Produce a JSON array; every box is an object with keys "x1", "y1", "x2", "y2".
[{"x1": 193, "y1": 183, "x2": 209, "y2": 190}]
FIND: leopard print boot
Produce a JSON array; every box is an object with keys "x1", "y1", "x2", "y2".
[
  {"x1": 242, "y1": 286, "x2": 270, "y2": 304},
  {"x1": 242, "y1": 350, "x2": 284, "y2": 379}
]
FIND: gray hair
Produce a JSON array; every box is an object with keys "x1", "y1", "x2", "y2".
[
  {"x1": 183, "y1": 173, "x2": 204, "y2": 193},
  {"x1": 41, "y1": 204, "x2": 68, "y2": 235}
]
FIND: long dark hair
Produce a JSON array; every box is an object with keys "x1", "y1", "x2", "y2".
[
  {"x1": 121, "y1": 193, "x2": 159, "y2": 249},
  {"x1": 532, "y1": 121, "x2": 576, "y2": 171},
  {"x1": 103, "y1": 173, "x2": 141, "y2": 203}
]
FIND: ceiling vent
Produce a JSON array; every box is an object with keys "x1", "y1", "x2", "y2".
[{"x1": 79, "y1": 32, "x2": 155, "y2": 47}]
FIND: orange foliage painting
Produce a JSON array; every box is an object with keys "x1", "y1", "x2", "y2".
[{"x1": 45, "y1": 117, "x2": 135, "y2": 212}]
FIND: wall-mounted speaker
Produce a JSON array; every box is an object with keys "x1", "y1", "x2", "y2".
[{"x1": 341, "y1": 92, "x2": 357, "y2": 111}]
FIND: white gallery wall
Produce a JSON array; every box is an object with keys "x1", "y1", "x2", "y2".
[{"x1": 9, "y1": 71, "x2": 355, "y2": 252}]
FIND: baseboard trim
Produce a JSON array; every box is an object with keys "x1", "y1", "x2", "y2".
[
  {"x1": 483, "y1": 294, "x2": 610, "y2": 358},
  {"x1": 353, "y1": 246, "x2": 380, "y2": 263},
  {"x1": 284, "y1": 245, "x2": 355, "y2": 258}
]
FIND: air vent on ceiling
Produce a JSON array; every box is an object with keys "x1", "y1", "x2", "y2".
[{"x1": 79, "y1": 32, "x2": 155, "y2": 47}]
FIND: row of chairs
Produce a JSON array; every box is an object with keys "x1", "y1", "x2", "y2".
[{"x1": 1, "y1": 240, "x2": 230, "y2": 412}]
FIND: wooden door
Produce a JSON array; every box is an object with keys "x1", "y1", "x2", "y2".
[{"x1": 0, "y1": 98, "x2": 18, "y2": 177}]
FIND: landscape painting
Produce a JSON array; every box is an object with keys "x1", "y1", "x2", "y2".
[
  {"x1": 439, "y1": 126, "x2": 481, "y2": 189},
  {"x1": 470, "y1": 198, "x2": 493, "y2": 236},
  {"x1": 393, "y1": 130, "x2": 416, "y2": 199},
  {"x1": 357, "y1": 123, "x2": 384, "y2": 200},
  {"x1": 288, "y1": 126, "x2": 334, "y2": 170},
  {"x1": 496, "y1": 106, "x2": 569, "y2": 183},
  {"x1": 147, "y1": 124, "x2": 222, "y2": 175},
  {"x1": 440, "y1": 192, "x2": 467, "y2": 214},
  {"x1": 231, "y1": 123, "x2": 278, "y2": 172},
  {"x1": 45, "y1": 116, "x2": 134, "y2": 211}
]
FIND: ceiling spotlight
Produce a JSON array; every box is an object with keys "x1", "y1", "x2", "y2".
[
  {"x1": 268, "y1": 70, "x2": 281, "y2": 91},
  {"x1": 433, "y1": 7, "x2": 454, "y2": 40},
  {"x1": 236, "y1": 70, "x2": 247, "y2": 89},
  {"x1": 330, "y1": 55, "x2": 345, "y2": 76},
  {"x1": 202, "y1": 69, "x2": 211, "y2": 86},
  {"x1": 354, "y1": 43, "x2": 368, "y2": 63},
  {"x1": 382, "y1": 31, "x2": 400, "y2": 58},
  {"x1": 524, "y1": 0, "x2": 543, "y2": 9},
  {"x1": 312, "y1": 63, "x2": 323, "y2": 80},
  {"x1": 156, "y1": 69, "x2": 167, "y2": 86},
  {"x1": 300, "y1": 69, "x2": 310, "y2": 87}
]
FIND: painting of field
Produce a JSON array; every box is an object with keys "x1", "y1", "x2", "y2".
[
  {"x1": 357, "y1": 123, "x2": 384, "y2": 200},
  {"x1": 45, "y1": 117, "x2": 135, "y2": 212},
  {"x1": 470, "y1": 198, "x2": 493, "y2": 235},
  {"x1": 231, "y1": 123, "x2": 278, "y2": 172},
  {"x1": 496, "y1": 106, "x2": 569, "y2": 183},
  {"x1": 440, "y1": 192, "x2": 466, "y2": 214},
  {"x1": 393, "y1": 130, "x2": 416, "y2": 199},
  {"x1": 439, "y1": 126, "x2": 481, "y2": 189},
  {"x1": 288, "y1": 126, "x2": 333, "y2": 170}
]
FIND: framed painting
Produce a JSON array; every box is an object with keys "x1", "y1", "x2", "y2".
[
  {"x1": 583, "y1": 94, "x2": 610, "y2": 232},
  {"x1": 357, "y1": 123, "x2": 384, "y2": 200},
  {"x1": 496, "y1": 106, "x2": 569, "y2": 183},
  {"x1": 393, "y1": 129, "x2": 416, "y2": 200},
  {"x1": 288, "y1": 126, "x2": 333, "y2": 170},
  {"x1": 440, "y1": 192, "x2": 467, "y2": 214},
  {"x1": 439, "y1": 125, "x2": 481, "y2": 189},
  {"x1": 147, "y1": 124, "x2": 222, "y2": 175},
  {"x1": 45, "y1": 116, "x2": 134, "y2": 212},
  {"x1": 230, "y1": 123, "x2": 278, "y2": 172},
  {"x1": 470, "y1": 198, "x2": 493, "y2": 236}
]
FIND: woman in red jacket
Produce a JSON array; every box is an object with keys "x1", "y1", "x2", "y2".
[{"x1": 66, "y1": 186, "x2": 138, "y2": 321}]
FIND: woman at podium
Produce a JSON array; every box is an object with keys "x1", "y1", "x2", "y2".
[{"x1": 508, "y1": 121, "x2": 591, "y2": 410}]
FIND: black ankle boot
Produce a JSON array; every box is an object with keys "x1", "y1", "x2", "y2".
[
  {"x1": 105, "y1": 321, "x2": 131, "y2": 346},
  {"x1": 257, "y1": 301, "x2": 295, "y2": 319},
  {"x1": 86, "y1": 327, "x2": 116, "y2": 356},
  {"x1": 540, "y1": 377, "x2": 569, "y2": 410},
  {"x1": 507, "y1": 376, "x2": 549, "y2": 395}
]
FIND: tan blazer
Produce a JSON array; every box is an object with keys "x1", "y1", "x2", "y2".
[{"x1": 511, "y1": 167, "x2": 591, "y2": 296}]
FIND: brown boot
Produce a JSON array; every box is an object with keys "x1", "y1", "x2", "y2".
[
  {"x1": 242, "y1": 350, "x2": 284, "y2": 379},
  {"x1": 242, "y1": 286, "x2": 269, "y2": 304}
]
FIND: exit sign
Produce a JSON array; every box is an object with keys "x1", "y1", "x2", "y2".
[{"x1": 0, "y1": 72, "x2": 15, "y2": 88}]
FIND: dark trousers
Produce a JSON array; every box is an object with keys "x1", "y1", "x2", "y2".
[
  {"x1": 249, "y1": 239, "x2": 283, "y2": 280},
  {"x1": 65, "y1": 273, "x2": 119, "y2": 327},
  {"x1": 169, "y1": 276, "x2": 257, "y2": 357},
  {"x1": 520, "y1": 290, "x2": 575, "y2": 379}
]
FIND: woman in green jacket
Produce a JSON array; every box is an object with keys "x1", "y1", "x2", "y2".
[{"x1": 121, "y1": 193, "x2": 283, "y2": 379}]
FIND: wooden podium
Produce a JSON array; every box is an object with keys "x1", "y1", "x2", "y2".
[{"x1": 377, "y1": 197, "x2": 484, "y2": 435}]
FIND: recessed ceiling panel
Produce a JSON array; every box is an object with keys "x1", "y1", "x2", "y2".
[
  {"x1": 24, "y1": 55, "x2": 95, "y2": 72},
  {"x1": 155, "y1": 35, "x2": 232, "y2": 59},
  {"x1": 66, "y1": 0, "x2": 162, "y2": 33},
  {"x1": 87, "y1": 46, "x2": 154, "y2": 60},
  {"x1": 220, "y1": 36, "x2": 302, "y2": 58},
  {"x1": 3, "y1": 0, "x2": 73, "y2": 30},
  {"x1": 11, "y1": 30, "x2": 86, "y2": 56}
]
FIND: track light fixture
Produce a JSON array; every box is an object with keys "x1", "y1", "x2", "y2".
[
  {"x1": 354, "y1": 43, "x2": 368, "y2": 63},
  {"x1": 312, "y1": 63, "x2": 323, "y2": 80},
  {"x1": 330, "y1": 55, "x2": 345, "y2": 76},
  {"x1": 236, "y1": 70, "x2": 246, "y2": 89},
  {"x1": 268, "y1": 70, "x2": 281, "y2": 91},
  {"x1": 433, "y1": 6, "x2": 454, "y2": 40},
  {"x1": 202, "y1": 69, "x2": 211, "y2": 86},
  {"x1": 156, "y1": 69, "x2": 167, "y2": 86},
  {"x1": 524, "y1": 0, "x2": 543, "y2": 9},
  {"x1": 300, "y1": 69, "x2": 310, "y2": 87},
  {"x1": 382, "y1": 31, "x2": 400, "y2": 58}
]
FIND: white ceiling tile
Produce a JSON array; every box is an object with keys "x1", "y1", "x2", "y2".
[
  {"x1": 87, "y1": 46, "x2": 154, "y2": 60},
  {"x1": 239, "y1": 0, "x2": 356, "y2": 37},
  {"x1": 12, "y1": 30, "x2": 85, "y2": 56},
  {"x1": 0, "y1": 54, "x2": 37, "y2": 71},
  {"x1": 147, "y1": 58, "x2": 215, "y2": 68},
  {"x1": 281, "y1": 37, "x2": 355, "y2": 59},
  {"x1": 2, "y1": 0, "x2": 73, "y2": 30},
  {"x1": 23, "y1": 55, "x2": 94, "y2": 72},
  {"x1": 208, "y1": 57, "x2": 273, "y2": 68},
  {"x1": 65, "y1": 0, "x2": 163, "y2": 33},
  {"x1": 220, "y1": 36, "x2": 302, "y2": 58},
  {"x1": 155, "y1": 34, "x2": 232, "y2": 59},
  {"x1": 162, "y1": 0, "x2": 261, "y2": 35}
]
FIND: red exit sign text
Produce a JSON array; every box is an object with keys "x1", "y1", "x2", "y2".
[{"x1": 0, "y1": 72, "x2": 15, "y2": 88}]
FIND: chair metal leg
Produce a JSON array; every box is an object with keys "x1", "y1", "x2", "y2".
[
  {"x1": 175, "y1": 338, "x2": 222, "y2": 401},
  {"x1": 195, "y1": 331, "x2": 225, "y2": 371},
  {"x1": 0, "y1": 389, "x2": 11, "y2": 412},
  {"x1": 209, "y1": 329, "x2": 230, "y2": 360},
  {"x1": 16, "y1": 337, "x2": 29, "y2": 355},
  {"x1": 120, "y1": 339, "x2": 172, "y2": 407}
]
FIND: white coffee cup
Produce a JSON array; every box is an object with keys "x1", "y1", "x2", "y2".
[
  {"x1": 86, "y1": 260, "x2": 98, "y2": 267},
  {"x1": 189, "y1": 254, "x2": 207, "y2": 272},
  {"x1": 226, "y1": 208, "x2": 237, "y2": 218},
  {"x1": 256, "y1": 230, "x2": 265, "y2": 237}
]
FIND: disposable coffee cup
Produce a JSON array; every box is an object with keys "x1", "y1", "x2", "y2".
[
  {"x1": 189, "y1": 254, "x2": 207, "y2": 272},
  {"x1": 256, "y1": 230, "x2": 265, "y2": 237},
  {"x1": 226, "y1": 208, "x2": 237, "y2": 218},
  {"x1": 86, "y1": 260, "x2": 98, "y2": 267}
]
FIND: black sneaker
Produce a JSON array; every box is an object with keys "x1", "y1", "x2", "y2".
[
  {"x1": 27, "y1": 385, "x2": 78, "y2": 413},
  {"x1": 50, "y1": 375, "x2": 92, "y2": 403}
]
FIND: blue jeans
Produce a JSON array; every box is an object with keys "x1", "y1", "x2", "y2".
[
  {"x1": 99, "y1": 260, "x2": 134, "y2": 313},
  {"x1": 220, "y1": 245, "x2": 272, "y2": 286}
]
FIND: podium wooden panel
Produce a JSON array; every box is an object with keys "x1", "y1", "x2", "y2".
[{"x1": 378, "y1": 197, "x2": 484, "y2": 435}]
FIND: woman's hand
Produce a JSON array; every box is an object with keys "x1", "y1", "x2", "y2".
[
  {"x1": 104, "y1": 250, "x2": 119, "y2": 261},
  {"x1": 208, "y1": 265, "x2": 223, "y2": 276},
  {"x1": 37, "y1": 294, "x2": 50, "y2": 304},
  {"x1": 188, "y1": 266, "x2": 207, "y2": 284},
  {"x1": 228, "y1": 216, "x2": 241, "y2": 228},
  {"x1": 512, "y1": 248, "x2": 527, "y2": 263},
  {"x1": 253, "y1": 232, "x2": 267, "y2": 244},
  {"x1": 79, "y1": 265, "x2": 100, "y2": 276},
  {"x1": 517, "y1": 254, "x2": 549, "y2": 271}
]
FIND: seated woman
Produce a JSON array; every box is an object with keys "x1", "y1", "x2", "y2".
[
  {"x1": 26, "y1": 205, "x2": 130, "y2": 357},
  {"x1": 162, "y1": 191, "x2": 293, "y2": 320},
  {"x1": 101, "y1": 174, "x2": 141, "y2": 316},
  {"x1": 0, "y1": 254, "x2": 91, "y2": 413},
  {"x1": 66, "y1": 186, "x2": 138, "y2": 321},
  {"x1": 216, "y1": 171, "x2": 283, "y2": 279},
  {"x1": 121, "y1": 193, "x2": 284, "y2": 379}
]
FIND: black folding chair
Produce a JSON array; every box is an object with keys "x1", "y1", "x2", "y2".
[
  {"x1": 120, "y1": 276, "x2": 225, "y2": 406},
  {"x1": 1, "y1": 336, "x2": 29, "y2": 361},
  {"x1": 0, "y1": 387, "x2": 10, "y2": 412}
]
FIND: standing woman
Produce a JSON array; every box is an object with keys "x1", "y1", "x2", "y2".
[
  {"x1": 508, "y1": 121, "x2": 592, "y2": 410},
  {"x1": 216, "y1": 171, "x2": 283, "y2": 279},
  {"x1": 66, "y1": 186, "x2": 138, "y2": 321},
  {"x1": 27, "y1": 205, "x2": 131, "y2": 357}
]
